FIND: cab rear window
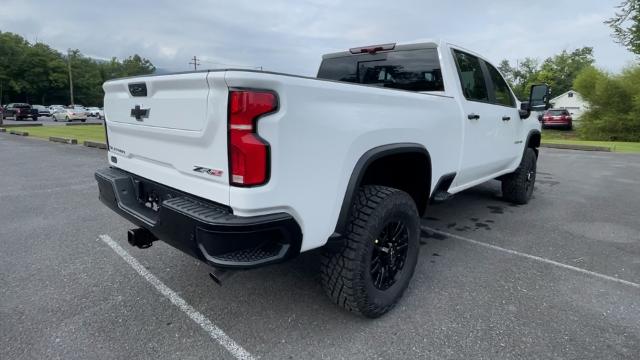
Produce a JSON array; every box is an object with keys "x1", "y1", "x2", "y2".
[{"x1": 317, "y1": 48, "x2": 444, "y2": 92}]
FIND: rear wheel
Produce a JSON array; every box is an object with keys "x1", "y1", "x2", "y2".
[
  {"x1": 66, "y1": 116, "x2": 70, "y2": 122},
  {"x1": 320, "y1": 185, "x2": 420, "y2": 318},
  {"x1": 502, "y1": 148, "x2": 537, "y2": 204}
]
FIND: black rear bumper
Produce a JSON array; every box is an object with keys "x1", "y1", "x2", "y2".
[{"x1": 95, "y1": 167, "x2": 302, "y2": 269}]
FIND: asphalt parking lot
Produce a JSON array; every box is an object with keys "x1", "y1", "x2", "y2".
[{"x1": 1, "y1": 133, "x2": 639, "y2": 360}]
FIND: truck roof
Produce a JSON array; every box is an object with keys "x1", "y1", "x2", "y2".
[{"x1": 321, "y1": 40, "x2": 441, "y2": 60}]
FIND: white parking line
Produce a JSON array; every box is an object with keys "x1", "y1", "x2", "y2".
[
  {"x1": 98, "y1": 234, "x2": 256, "y2": 360},
  {"x1": 421, "y1": 226, "x2": 640, "y2": 290}
]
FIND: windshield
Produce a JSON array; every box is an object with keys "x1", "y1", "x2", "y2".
[{"x1": 317, "y1": 48, "x2": 444, "y2": 92}]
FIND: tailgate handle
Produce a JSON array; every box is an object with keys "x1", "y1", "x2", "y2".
[{"x1": 128, "y1": 82, "x2": 147, "y2": 97}]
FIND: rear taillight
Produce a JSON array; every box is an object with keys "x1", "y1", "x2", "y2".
[{"x1": 228, "y1": 89, "x2": 277, "y2": 186}]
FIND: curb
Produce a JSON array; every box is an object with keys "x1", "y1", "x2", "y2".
[
  {"x1": 83, "y1": 140, "x2": 107, "y2": 149},
  {"x1": 541, "y1": 143, "x2": 611, "y2": 152},
  {"x1": 9, "y1": 130, "x2": 29, "y2": 136},
  {"x1": 0, "y1": 123, "x2": 43, "y2": 128},
  {"x1": 49, "y1": 136, "x2": 78, "y2": 144},
  {"x1": 65, "y1": 122, "x2": 103, "y2": 126}
]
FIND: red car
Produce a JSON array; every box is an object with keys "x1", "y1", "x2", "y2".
[{"x1": 542, "y1": 109, "x2": 573, "y2": 130}]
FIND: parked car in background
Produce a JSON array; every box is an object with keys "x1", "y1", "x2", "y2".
[
  {"x1": 31, "y1": 105, "x2": 51, "y2": 118},
  {"x1": 542, "y1": 109, "x2": 572, "y2": 130},
  {"x1": 2, "y1": 103, "x2": 37, "y2": 120},
  {"x1": 86, "y1": 107, "x2": 104, "y2": 119},
  {"x1": 49, "y1": 105, "x2": 65, "y2": 114},
  {"x1": 51, "y1": 106, "x2": 87, "y2": 122}
]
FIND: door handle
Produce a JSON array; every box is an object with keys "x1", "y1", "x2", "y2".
[
  {"x1": 502, "y1": 116, "x2": 511, "y2": 121},
  {"x1": 467, "y1": 113, "x2": 480, "y2": 120}
]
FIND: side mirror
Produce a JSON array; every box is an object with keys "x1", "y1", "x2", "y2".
[
  {"x1": 529, "y1": 84, "x2": 551, "y2": 112},
  {"x1": 519, "y1": 101, "x2": 530, "y2": 119}
]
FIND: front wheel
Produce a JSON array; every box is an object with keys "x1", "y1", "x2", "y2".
[
  {"x1": 66, "y1": 116, "x2": 71, "y2": 122},
  {"x1": 502, "y1": 148, "x2": 537, "y2": 204},
  {"x1": 320, "y1": 185, "x2": 420, "y2": 318}
]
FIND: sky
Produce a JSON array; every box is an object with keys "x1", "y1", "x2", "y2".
[{"x1": 1, "y1": 0, "x2": 636, "y2": 76}]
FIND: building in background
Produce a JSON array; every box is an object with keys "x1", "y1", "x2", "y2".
[{"x1": 550, "y1": 90, "x2": 589, "y2": 121}]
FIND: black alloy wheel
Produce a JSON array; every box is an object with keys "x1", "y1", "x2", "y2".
[{"x1": 370, "y1": 221, "x2": 409, "y2": 291}]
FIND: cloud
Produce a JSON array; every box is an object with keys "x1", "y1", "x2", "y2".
[{"x1": 1, "y1": 0, "x2": 635, "y2": 75}]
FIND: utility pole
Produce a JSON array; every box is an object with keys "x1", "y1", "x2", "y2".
[
  {"x1": 67, "y1": 49, "x2": 74, "y2": 106},
  {"x1": 189, "y1": 56, "x2": 200, "y2": 70}
]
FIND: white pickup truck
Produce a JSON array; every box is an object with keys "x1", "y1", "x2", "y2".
[{"x1": 96, "y1": 40, "x2": 549, "y2": 318}]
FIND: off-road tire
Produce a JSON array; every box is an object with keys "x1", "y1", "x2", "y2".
[
  {"x1": 502, "y1": 148, "x2": 537, "y2": 204},
  {"x1": 320, "y1": 185, "x2": 420, "y2": 318}
]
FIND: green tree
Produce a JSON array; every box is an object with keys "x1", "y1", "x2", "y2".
[
  {"x1": 498, "y1": 58, "x2": 539, "y2": 99},
  {"x1": 0, "y1": 32, "x2": 30, "y2": 103},
  {"x1": 121, "y1": 54, "x2": 155, "y2": 76},
  {"x1": 605, "y1": 0, "x2": 640, "y2": 55},
  {"x1": 574, "y1": 66, "x2": 640, "y2": 141},
  {"x1": 0, "y1": 31, "x2": 155, "y2": 106},
  {"x1": 498, "y1": 47, "x2": 594, "y2": 101}
]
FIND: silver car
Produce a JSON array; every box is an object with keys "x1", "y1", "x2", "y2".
[{"x1": 51, "y1": 107, "x2": 87, "y2": 122}]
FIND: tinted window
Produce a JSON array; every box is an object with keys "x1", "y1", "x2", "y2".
[
  {"x1": 453, "y1": 50, "x2": 489, "y2": 102},
  {"x1": 10, "y1": 103, "x2": 30, "y2": 108},
  {"x1": 317, "y1": 49, "x2": 444, "y2": 92},
  {"x1": 486, "y1": 63, "x2": 515, "y2": 107},
  {"x1": 548, "y1": 110, "x2": 569, "y2": 116}
]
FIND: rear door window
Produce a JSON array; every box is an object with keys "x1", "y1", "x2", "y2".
[
  {"x1": 452, "y1": 50, "x2": 489, "y2": 102},
  {"x1": 317, "y1": 48, "x2": 444, "y2": 92}
]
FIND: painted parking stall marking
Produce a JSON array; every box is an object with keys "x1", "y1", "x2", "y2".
[
  {"x1": 421, "y1": 226, "x2": 640, "y2": 290},
  {"x1": 98, "y1": 234, "x2": 256, "y2": 360}
]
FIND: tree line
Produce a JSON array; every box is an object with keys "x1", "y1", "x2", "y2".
[
  {"x1": 495, "y1": 0, "x2": 640, "y2": 142},
  {"x1": 3, "y1": 0, "x2": 640, "y2": 141},
  {"x1": 0, "y1": 31, "x2": 155, "y2": 107}
]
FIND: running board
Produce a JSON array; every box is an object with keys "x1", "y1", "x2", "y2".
[{"x1": 431, "y1": 190, "x2": 452, "y2": 203}]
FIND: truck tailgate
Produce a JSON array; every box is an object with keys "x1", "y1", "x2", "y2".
[{"x1": 103, "y1": 71, "x2": 230, "y2": 205}]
